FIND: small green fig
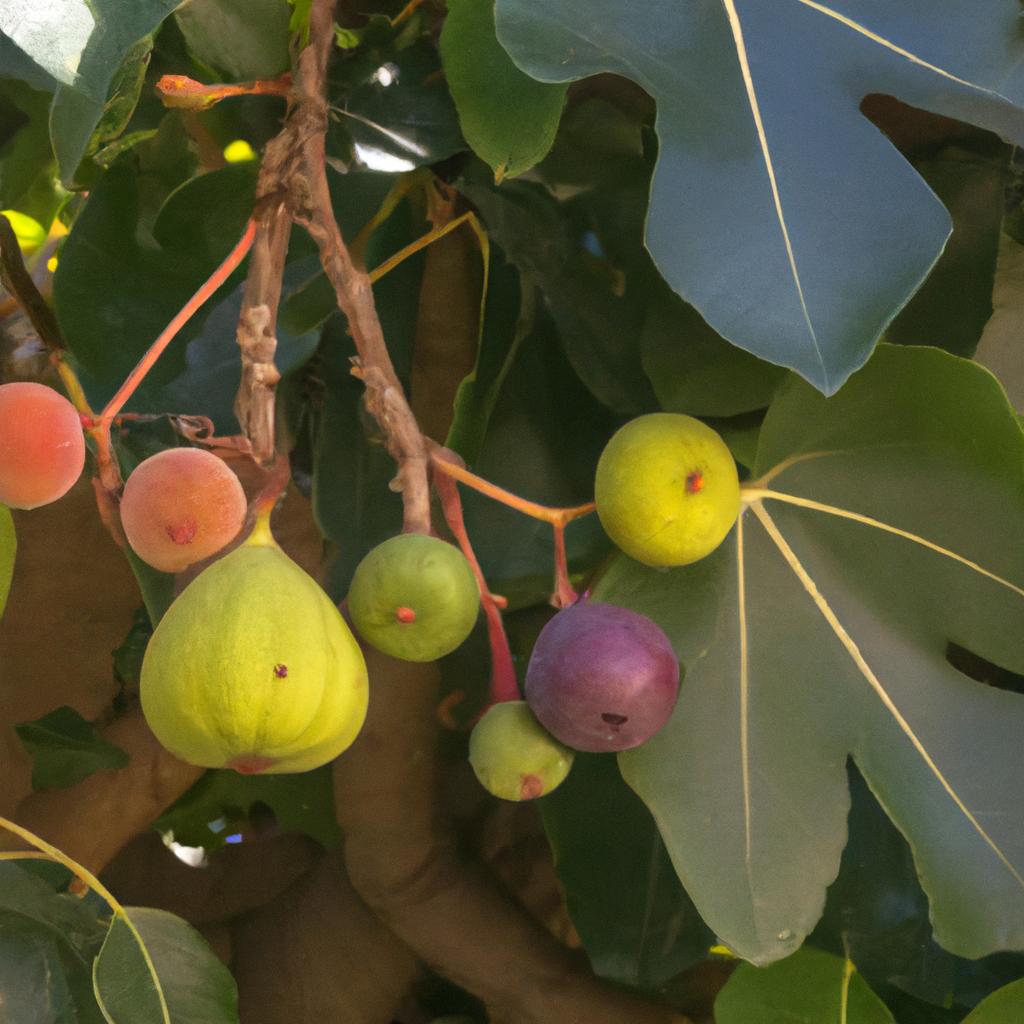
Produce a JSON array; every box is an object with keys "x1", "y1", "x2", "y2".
[
  {"x1": 141, "y1": 516, "x2": 368, "y2": 775},
  {"x1": 469, "y1": 701, "x2": 574, "y2": 801},
  {"x1": 347, "y1": 533, "x2": 479, "y2": 662},
  {"x1": 595, "y1": 412, "x2": 740, "y2": 567}
]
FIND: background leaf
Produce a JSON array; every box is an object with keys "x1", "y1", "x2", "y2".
[
  {"x1": 15, "y1": 707, "x2": 130, "y2": 790},
  {"x1": 494, "y1": 0, "x2": 1024, "y2": 393},
  {"x1": 715, "y1": 947, "x2": 895, "y2": 1024},
  {"x1": 963, "y1": 979, "x2": 1024, "y2": 1024},
  {"x1": 175, "y1": 0, "x2": 291, "y2": 81},
  {"x1": 440, "y1": 0, "x2": 566, "y2": 180}
]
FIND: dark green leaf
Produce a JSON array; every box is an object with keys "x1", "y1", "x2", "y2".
[
  {"x1": 333, "y1": 40, "x2": 464, "y2": 171},
  {"x1": 963, "y1": 979, "x2": 1024, "y2": 1023},
  {"x1": 94, "y1": 908, "x2": 238, "y2": 1024},
  {"x1": 15, "y1": 707, "x2": 130, "y2": 790},
  {"x1": 540, "y1": 753, "x2": 712, "y2": 989},
  {"x1": 440, "y1": 0, "x2": 566, "y2": 180},
  {"x1": 112, "y1": 607, "x2": 154, "y2": 690},
  {"x1": 0, "y1": 80, "x2": 54, "y2": 211},
  {"x1": 600, "y1": 345, "x2": 1024, "y2": 963},
  {"x1": 45, "y1": 0, "x2": 182, "y2": 183},
  {"x1": 494, "y1": 0, "x2": 1024, "y2": 393},
  {"x1": 886, "y1": 143, "x2": 1009, "y2": 357},
  {"x1": 154, "y1": 765, "x2": 341, "y2": 850},
  {"x1": 0, "y1": 920, "x2": 88, "y2": 1024},
  {"x1": 53, "y1": 162, "x2": 257, "y2": 408},
  {"x1": 175, "y1": 0, "x2": 291, "y2": 81},
  {"x1": 715, "y1": 947, "x2": 895, "y2": 1024}
]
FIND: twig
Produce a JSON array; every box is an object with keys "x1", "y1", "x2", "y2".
[
  {"x1": 290, "y1": 0, "x2": 431, "y2": 535},
  {"x1": 156, "y1": 73, "x2": 292, "y2": 110}
]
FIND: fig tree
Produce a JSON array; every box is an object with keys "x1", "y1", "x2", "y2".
[
  {"x1": 0, "y1": 382, "x2": 85, "y2": 510},
  {"x1": 469, "y1": 700, "x2": 574, "y2": 801},
  {"x1": 594, "y1": 412, "x2": 740, "y2": 567},
  {"x1": 524, "y1": 599, "x2": 679, "y2": 752},
  {"x1": 141, "y1": 515, "x2": 368, "y2": 775},
  {"x1": 347, "y1": 533, "x2": 479, "y2": 662}
]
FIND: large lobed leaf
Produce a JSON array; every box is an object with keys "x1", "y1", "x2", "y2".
[
  {"x1": 494, "y1": 0, "x2": 1024, "y2": 393},
  {"x1": 596, "y1": 345, "x2": 1024, "y2": 964}
]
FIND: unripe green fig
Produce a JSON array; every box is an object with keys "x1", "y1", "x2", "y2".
[
  {"x1": 347, "y1": 533, "x2": 479, "y2": 662},
  {"x1": 595, "y1": 412, "x2": 740, "y2": 567},
  {"x1": 469, "y1": 701, "x2": 574, "y2": 801},
  {"x1": 141, "y1": 516, "x2": 368, "y2": 775}
]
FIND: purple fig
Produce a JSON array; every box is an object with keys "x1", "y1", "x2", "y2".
[{"x1": 524, "y1": 600, "x2": 679, "y2": 752}]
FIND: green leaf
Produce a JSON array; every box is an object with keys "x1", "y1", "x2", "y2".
[
  {"x1": 715, "y1": 948, "x2": 895, "y2": 1024},
  {"x1": 440, "y1": 0, "x2": 566, "y2": 180},
  {"x1": 154, "y1": 765, "x2": 341, "y2": 851},
  {"x1": 494, "y1": 0, "x2": 1024, "y2": 394},
  {"x1": 175, "y1": 0, "x2": 291, "y2": 81},
  {"x1": 599, "y1": 345, "x2": 1024, "y2": 964},
  {"x1": 0, "y1": 504, "x2": 14, "y2": 619},
  {"x1": 0, "y1": 2, "x2": 97, "y2": 89},
  {"x1": 46, "y1": 0, "x2": 182, "y2": 183},
  {"x1": 53, "y1": 161, "x2": 257, "y2": 408},
  {"x1": 93, "y1": 908, "x2": 238, "y2": 1024},
  {"x1": 0, "y1": 80, "x2": 55, "y2": 211},
  {"x1": 0, "y1": 920, "x2": 91, "y2": 1024},
  {"x1": 15, "y1": 707, "x2": 130, "y2": 791},
  {"x1": 540, "y1": 753, "x2": 712, "y2": 989},
  {"x1": 963, "y1": 979, "x2": 1024, "y2": 1023}
]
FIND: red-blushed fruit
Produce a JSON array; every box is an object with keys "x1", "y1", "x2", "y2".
[
  {"x1": 524, "y1": 599, "x2": 679, "y2": 753},
  {"x1": 0, "y1": 382, "x2": 85, "y2": 510},
  {"x1": 120, "y1": 447, "x2": 247, "y2": 573}
]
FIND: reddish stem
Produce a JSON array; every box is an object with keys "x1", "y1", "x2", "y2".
[
  {"x1": 430, "y1": 451, "x2": 595, "y2": 527},
  {"x1": 90, "y1": 219, "x2": 257, "y2": 487},
  {"x1": 156, "y1": 74, "x2": 292, "y2": 110},
  {"x1": 551, "y1": 523, "x2": 578, "y2": 609},
  {"x1": 433, "y1": 470, "x2": 519, "y2": 705}
]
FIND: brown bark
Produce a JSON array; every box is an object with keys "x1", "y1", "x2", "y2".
[
  {"x1": 334, "y1": 646, "x2": 690, "y2": 1024},
  {"x1": 232, "y1": 847, "x2": 421, "y2": 1024}
]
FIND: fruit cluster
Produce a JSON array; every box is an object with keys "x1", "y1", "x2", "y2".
[{"x1": 0, "y1": 379, "x2": 739, "y2": 791}]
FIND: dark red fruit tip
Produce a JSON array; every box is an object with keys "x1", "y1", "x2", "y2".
[
  {"x1": 601, "y1": 712, "x2": 628, "y2": 726},
  {"x1": 520, "y1": 774, "x2": 544, "y2": 800},
  {"x1": 228, "y1": 755, "x2": 275, "y2": 775},
  {"x1": 273, "y1": 663, "x2": 288, "y2": 679},
  {"x1": 685, "y1": 471, "x2": 705, "y2": 495},
  {"x1": 395, "y1": 606, "x2": 417, "y2": 624},
  {"x1": 165, "y1": 516, "x2": 198, "y2": 545}
]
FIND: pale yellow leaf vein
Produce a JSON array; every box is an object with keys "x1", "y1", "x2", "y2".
[
  {"x1": 744, "y1": 488, "x2": 1024, "y2": 600},
  {"x1": 840, "y1": 955, "x2": 854, "y2": 1024},
  {"x1": 721, "y1": 0, "x2": 824, "y2": 375},
  {"x1": 750, "y1": 500, "x2": 1024, "y2": 891},
  {"x1": 793, "y1": 0, "x2": 995, "y2": 93},
  {"x1": 736, "y1": 511, "x2": 753, "y2": 880}
]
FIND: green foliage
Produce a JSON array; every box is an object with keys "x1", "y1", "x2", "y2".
[
  {"x1": 494, "y1": 0, "x2": 1024, "y2": 393},
  {"x1": 440, "y1": 0, "x2": 566, "y2": 180},
  {"x1": 15, "y1": 707, "x2": 130, "y2": 790},
  {"x1": 0, "y1": 504, "x2": 14, "y2": 618},
  {"x1": 963, "y1": 979, "x2": 1024, "y2": 1023},
  {"x1": 602, "y1": 345, "x2": 1024, "y2": 964},
  {"x1": 715, "y1": 947, "x2": 895, "y2": 1024},
  {"x1": 175, "y1": 0, "x2": 291, "y2": 81}
]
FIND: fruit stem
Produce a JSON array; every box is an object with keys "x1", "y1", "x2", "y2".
[
  {"x1": 156, "y1": 74, "x2": 292, "y2": 110},
  {"x1": 433, "y1": 467, "x2": 519, "y2": 705},
  {"x1": 249, "y1": 452, "x2": 291, "y2": 540},
  {"x1": 551, "y1": 523, "x2": 578, "y2": 609},
  {"x1": 90, "y1": 218, "x2": 258, "y2": 488},
  {"x1": 430, "y1": 451, "x2": 596, "y2": 528}
]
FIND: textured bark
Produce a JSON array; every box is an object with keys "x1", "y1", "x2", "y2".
[
  {"x1": 334, "y1": 646, "x2": 690, "y2": 1024},
  {"x1": 232, "y1": 847, "x2": 421, "y2": 1024}
]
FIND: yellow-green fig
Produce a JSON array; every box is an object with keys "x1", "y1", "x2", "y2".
[
  {"x1": 141, "y1": 516, "x2": 368, "y2": 775},
  {"x1": 469, "y1": 701, "x2": 574, "y2": 801},
  {"x1": 347, "y1": 533, "x2": 479, "y2": 662},
  {"x1": 594, "y1": 412, "x2": 740, "y2": 567}
]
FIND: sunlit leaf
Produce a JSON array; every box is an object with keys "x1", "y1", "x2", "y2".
[{"x1": 495, "y1": 0, "x2": 1024, "y2": 393}]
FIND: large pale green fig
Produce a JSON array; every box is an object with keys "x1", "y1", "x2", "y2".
[
  {"x1": 141, "y1": 516, "x2": 368, "y2": 775},
  {"x1": 347, "y1": 533, "x2": 479, "y2": 662}
]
